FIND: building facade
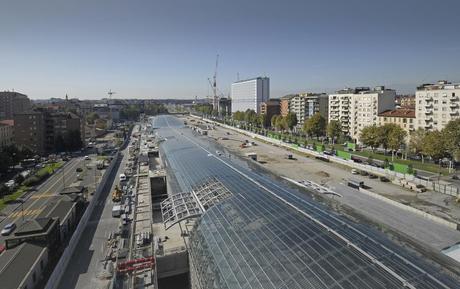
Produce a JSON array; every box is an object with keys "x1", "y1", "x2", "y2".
[
  {"x1": 280, "y1": 94, "x2": 295, "y2": 117},
  {"x1": 289, "y1": 93, "x2": 328, "y2": 126},
  {"x1": 260, "y1": 99, "x2": 280, "y2": 127},
  {"x1": 378, "y1": 108, "x2": 415, "y2": 142},
  {"x1": 329, "y1": 86, "x2": 396, "y2": 141},
  {"x1": 415, "y1": 81, "x2": 460, "y2": 131},
  {"x1": 0, "y1": 120, "x2": 14, "y2": 149},
  {"x1": 231, "y1": 77, "x2": 269, "y2": 113},
  {"x1": 14, "y1": 110, "x2": 82, "y2": 154},
  {"x1": 0, "y1": 91, "x2": 31, "y2": 120}
]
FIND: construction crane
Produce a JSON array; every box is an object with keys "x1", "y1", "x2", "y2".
[{"x1": 211, "y1": 55, "x2": 219, "y2": 111}]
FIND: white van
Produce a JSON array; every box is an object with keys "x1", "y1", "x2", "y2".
[{"x1": 119, "y1": 173, "x2": 127, "y2": 182}]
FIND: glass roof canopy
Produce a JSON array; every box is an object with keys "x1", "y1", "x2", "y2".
[
  {"x1": 160, "y1": 177, "x2": 233, "y2": 229},
  {"x1": 153, "y1": 115, "x2": 459, "y2": 289}
]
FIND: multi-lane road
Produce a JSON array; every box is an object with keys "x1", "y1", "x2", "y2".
[{"x1": 0, "y1": 155, "x2": 97, "y2": 245}]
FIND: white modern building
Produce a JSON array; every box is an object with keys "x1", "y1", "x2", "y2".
[
  {"x1": 415, "y1": 81, "x2": 460, "y2": 131},
  {"x1": 289, "y1": 93, "x2": 328, "y2": 126},
  {"x1": 328, "y1": 86, "x2": 396, "y2": 141},
  {"x1": 231, "y1": 77, "x2": 269, "y2": 113}
]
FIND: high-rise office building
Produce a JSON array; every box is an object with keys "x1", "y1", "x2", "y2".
[{"x1": 231, "y1": 77, "x2": 269, "y2": 113}]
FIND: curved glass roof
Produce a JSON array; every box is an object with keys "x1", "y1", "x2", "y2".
[{"x1": 154, "y1": 115, "x2": 458, "y2": 289}]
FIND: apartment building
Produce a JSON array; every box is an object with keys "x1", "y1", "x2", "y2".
[
  {"x1": 0, "y1": 91, "x2": 31, "y2": 120},
  {"x1": 14, "y1": 111, "x2": 47, "y2": 153},
  {"x1": 289, "y1": 93, "x2": 328, "y2": 126},
  {"x1": 0, "y1": 120, "x2": 14, "y2": 149},
  {"x1": 280, "y1": 94, "x2": 295, "y2": 117},
  {"x1": 329, "y1": 86, "x2": 396, "y2": 141},
  {"x1": 231, "y1": 77, "x2": 269, "y2": 113},
  {"x1": 14, "y1": 110, "x2": 82, "y2": 154},
  {"x1": 260, "y1": 99, "x2": 280, "y2": 126},
  {"x1": 415, "y1": 81, "x2": 460, "y2": 131},
  {"x1": 378, "y1": 108, "x2": 415, "y2": 142}
]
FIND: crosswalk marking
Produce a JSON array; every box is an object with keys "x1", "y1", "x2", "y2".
[
  {"x1": 9, "y1": 208, "x2": 44, "y2": 218},
  {"x1": 30, "y1": 193, "x2": 55, "y2": 199}
]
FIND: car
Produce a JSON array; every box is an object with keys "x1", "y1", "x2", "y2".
[
  {"x1": 351, "y1": 169, "x2": 359, "y2": 175},
  {"x1": 76, "y1": 167, "x2": 83, "y2": 172},
  {"x1": 1, "y1": 223, "x2": 16, "y2": 236},
  {"x1": 368, "y1": 174, "x2": 378, "y2": 179},
  {"x1": 84, "y1": 155, "x2": 90, "y2": 160},
  {"x1": 77, "y1": 174, "x2": 83, "y2": 180},
  {"x1": 379, "y1": 176, "x2": 390, "y2": 182},
  {"x1": 359, "y1": 170, "x2": 369, "y2": 176}
]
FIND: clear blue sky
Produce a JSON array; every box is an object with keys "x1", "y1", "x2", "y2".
[{"x1": 1, "y1": 0, "x2": 460, "y2": 99}]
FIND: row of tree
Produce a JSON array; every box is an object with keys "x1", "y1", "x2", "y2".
[
  {"x1": 409, "y1": 119, "x2": 460, "y2": 161},
  {"x1": 0, "y1": 145, "x2": 34, "y2": 175},
  {"x1": 360, "y1": 124, "x2": 407, "y2": 160},
  {"x1": 120, "y1": 104, "x2": 168, "y2": 121}
]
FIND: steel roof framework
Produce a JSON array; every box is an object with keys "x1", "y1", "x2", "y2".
[{"x1": 161, "y1": 177, "x2": 233, "y2": 229}]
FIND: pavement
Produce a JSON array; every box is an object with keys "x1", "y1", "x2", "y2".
[
  {"x1": 59, "y1": 138, "x2": 131, "y2": 289},
  {"x1": 184, "y1": 116, "x2": 460, "y2": 251},
  {"x1": 0, "y1": 156, "x2": 97, "y2": 245}
]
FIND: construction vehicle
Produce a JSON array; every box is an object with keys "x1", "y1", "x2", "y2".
[{"x1": 112, "y1": 185, "x2": 123, "y2": 202}]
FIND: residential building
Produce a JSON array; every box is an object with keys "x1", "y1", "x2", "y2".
[
  {"x1": 289, "y1": 93, "x2": 328, "y2": 126},
  {"x1": 0, "y1": 120, "x2": 14, "y2": 148},
  {"x1": 231, "y1": 77, "x2": 269, "y2": 113},
  {"x1": 415, "y1": 81, "x2": 460, "y2": 131},
  {"x1": 0, "y1": 91, "x2": 31, "y2": 120},
  {"x1": 378, "y1": 108, "x2": 416, "y2": 142},
  {"x1": 14, "y1": 110, "x2": 82, "y2": 154},
  {"x1": 397, "y1": 95, "x2": 416, "y2": 108},
  {"x1": 328, "y1": 86, "x2": 396, "y2": 141},
  {"x1": 14, "y1": 111, "x2": 47, "y2": 153},
  {"x1": 260, "y1": 99, "x2": 280, "y2": 126},
  {"x1": 280, "y1": 94, "x2": 295, "y2": 117}
]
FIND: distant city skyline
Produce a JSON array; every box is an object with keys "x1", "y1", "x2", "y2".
[{"x1": 1, "y1": 0, "x2": 460, "y2": 99}]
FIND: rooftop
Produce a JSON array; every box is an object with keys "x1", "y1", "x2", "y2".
[
  {"x1": 378, "y1": 108, "x2": 416, "y2": 118},
  {"x1": 417, "y1": 81, "x2": 460, "y2": 91},
  {"x1": 0, "y1": 242, "x2": 47, "y2": 289},
  {"x1": 232, "y1": 77, "x2": 269, "y2": 84}
]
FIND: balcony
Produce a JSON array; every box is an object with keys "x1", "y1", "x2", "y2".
[
  {"x1": 424, "y1": 124, "x2": 433, "y2": 129},
  {"x1": 450, "y1": 111, "x2": 459, "y2": 116},
  {"x1": 450, "y1": 103, "x2": 459, "y2": 109},
  {"x1": 425, "y1": 97, "x2": 433, "y2": 102},
  {"x1": 425, "y1": 117, "x2": 433, "y2": 122},
  {"x1": 450, "y1": 96, "x2": 459, "y2": 101},
  {"x1": 425, "y1": 110, "x2": 433, "y2": 115},
  {"x1": 425, "y1": 104, "x2": 433, "y2": 109}
]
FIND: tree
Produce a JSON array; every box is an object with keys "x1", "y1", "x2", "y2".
[
  {"x1": 86, "y1": 112, "x2": 100, "y2": 125},
  {"x1": 271, "y1": 114, "x2": 279, "y2": 129},
  {"x1": 443, "y1": 119, "x2": 460, "y2": 161},
  {"x1": 285, "y1": 112, "x2": 298, "y2": 131},
  {"x1": 302, "y1": 113, "x2": 326, "y2": 138},
  {"x1": 360, "y1": 125, "x2": 380, "y2": 151},
  {"x1": 409, "y1": 128, "x2": 426, "y2": 163},
  {"x1": 387, "y1": 125, "x2": 407, "y2": 161},
  {"x1": 258, "y1": 114, "x2": 267, "y2": 128},
  {"x1": 422, "y1": 130, "x2": 445, "y2": 161},
  {"x1": 378, "y1": 124, "x2": 396, "y2": 153},
  {"x1": 327, "y1": 120, "x2": 342, "y2": 144}
]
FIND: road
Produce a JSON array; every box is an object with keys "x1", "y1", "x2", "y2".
[
  {"x1": 59, "y1": 142, "x2": 130, "y2": 289},
  {"x1": 0, "y1": 156, "x2": 96, "y2": 244}
]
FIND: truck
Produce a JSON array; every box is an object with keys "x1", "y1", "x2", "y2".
[
  {"x1": 112, "y1": 186, "x2": 123, "y2": 202},
  {"x1": 347, "y1": 179, "x2": 364, "y2": 189},
  {"x1": 112, "y1": 205, "x2": 122, "y2": 217}
]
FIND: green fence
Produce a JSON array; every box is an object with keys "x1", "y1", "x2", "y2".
[
  {"x1": 391, "y1": 162, "x2": 410, "y2": 174},
  {"x1": 336, "y1": 150, "x2": 351, "y2": 160},
  {"x1": 347, "y1": 142, "x2": 356, "y2": 151}
]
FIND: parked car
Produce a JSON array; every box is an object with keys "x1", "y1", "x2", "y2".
[
  {"x1": 368, "y1": 174, "x2": 378, "y2": 179},
  {"x1": 379, "y1": 176, "x2": 390, "y2": 182},
  {"x1": 359, "y1": 170, "x2": 369, "y2": 176},
  {"x1": 351, "y1": 169, "x2": 359, "y2": 175},
  {"x1": 1, "y1": 223, "x2": 16, "y2": 236},
  {"x1": 76, "y1": 167, "x2": 83, "y2": 172},
  {"x1": 84, "y1": 155, "x2": 90, "y2": 160}
]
